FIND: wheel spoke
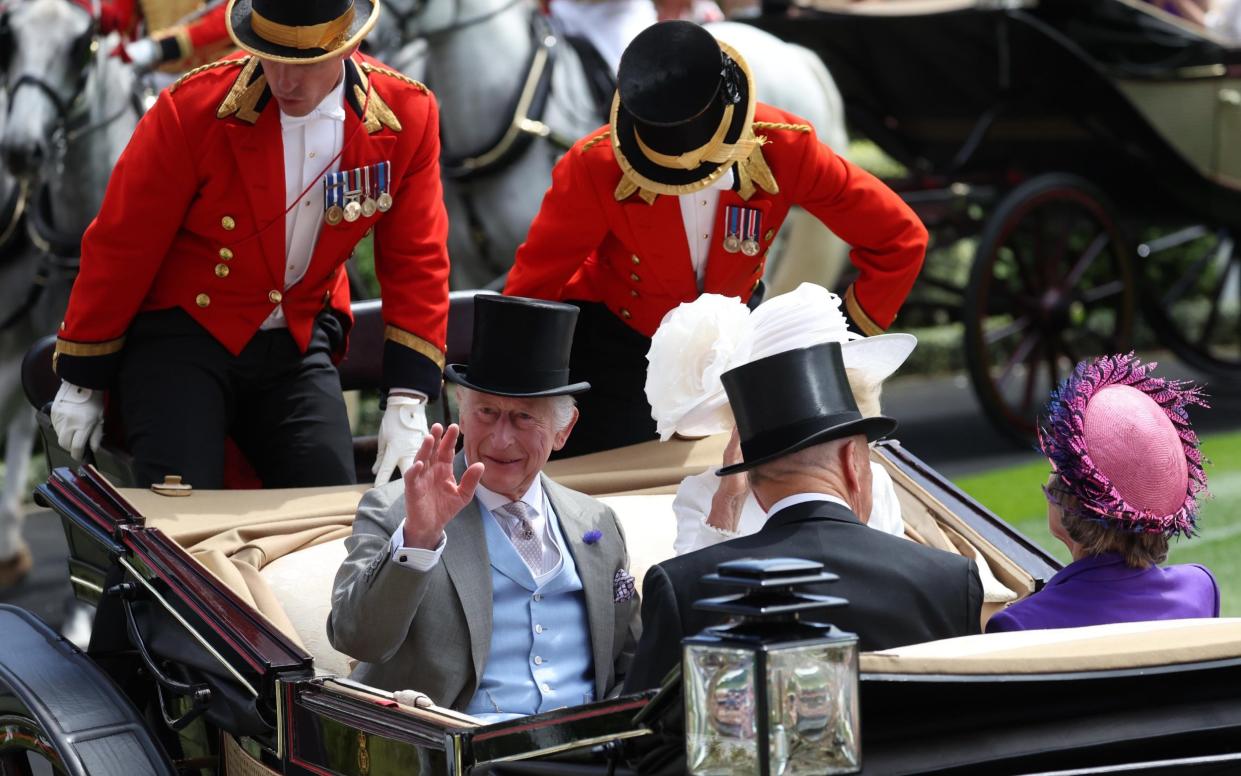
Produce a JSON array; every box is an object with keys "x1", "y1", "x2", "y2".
[
  {"x1": 1062, "y1": 232, "x2": 1110, "y2": 290},
  {"x1": 997, "y1": 330, "x2": 1041, "y2": 387},
  {"x1": 984, "y1": 314, "x2": 1032, "y2": 345},
  {"x1": 1020, "y1": 346, "x2": 1041, "y2": 416},
  {"x1": 1045, "y1": 342, "x2": 1063, "y2": 394},
  {"x1": 1080, "y1": 279, "x2": 1126, "y2": 305},
  {"x1": 1196, "y1": 253, "x2": 1237, "y2": 346},
  {"x1": 1161, "y1": 236, "x2": 1230, "y2": 307},
  {"x1": 1043, "y1": 207, "x2": 1073, "y2": 270},
  {"x1": 1137, "y1": 224, "x2": 1210, "y2": 257}
]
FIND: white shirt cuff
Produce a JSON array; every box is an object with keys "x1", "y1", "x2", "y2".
[{"x1": 390, "y1": 519, "x2": 446, "y2": 571}]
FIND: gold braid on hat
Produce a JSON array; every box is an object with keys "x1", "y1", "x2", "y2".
[
  {"x1": 251, "y1": 4, "x2": 355, "y2": 50},
  {"x1": 611, "y1": 40, "x2": 778, "y2": 202}
]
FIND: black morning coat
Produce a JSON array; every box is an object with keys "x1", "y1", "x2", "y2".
[{"x1": 623, "y1": 499, "x2": 984, "y2": 693}]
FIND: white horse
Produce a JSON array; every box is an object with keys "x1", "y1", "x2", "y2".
[
  {"x1": 0, "y1": 0, "x2": 143, "y2": 583},
  {"x1": 381, "y1": 0, "x2": 849, "y2": 289},
  {"x1": 0, "y1": 87, "x2": 40, "y2": 584}
]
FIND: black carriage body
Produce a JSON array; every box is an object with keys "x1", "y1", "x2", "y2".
[
  {"x1": 752, "y1": 0, "x2": 1241, "y2": 229},
  {"x1": 11, "y1": 451, "x2": 1241, "y2": 774}
]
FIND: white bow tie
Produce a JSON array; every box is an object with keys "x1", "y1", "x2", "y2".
[{"x1": 281, "y1": 104, "x2": 346, "y2": 128}]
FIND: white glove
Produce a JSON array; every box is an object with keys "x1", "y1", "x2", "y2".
[
  {"x1": 393, "y1": 688, "x2": 434, "y2": 708},
  {"x1": 124, "y1": 38, "x2": 161, "y2": 71},
  {"x1": 51, "y1": 381, "x2": 105, "y2": 461},
  {"x1": 373, "y1": 392, "x2": 429, "y2": 487}
]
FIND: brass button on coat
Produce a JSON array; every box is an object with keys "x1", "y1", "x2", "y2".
[
  {"x1": 215, "y1": 263, "x2": 230, "y2": 278},
  {"x1": 630, "y1": 289, "x2": 639, "y2": 297},
  {"x1": 630, "y1": 272, "x2": 640, "y2": 282},
  {"x1": 620, "y1": 308, "x2": 632, "y2": 319},
  {"x1": 219, "y1": 247, "x2": 234, "y2": 260},
  {"x1": 764, "y1": 229, "x2": 775, "y2": 241},
  {"x1": 221, "y1": 216, "x2": 236, "y2": 231},
  {"x1": 631, "y1": 255, "x2": 640, "y2": 265},
  {"x1": 268, "y1": 290, "x2": 283, "y2": 304},
  {"x1": 195, "y1": 293, "x2": 211, "y2": 307}
]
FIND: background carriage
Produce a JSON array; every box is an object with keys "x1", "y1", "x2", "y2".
[{"x1": 751, "y1": 0, "x2": 1241, "y2": 439}]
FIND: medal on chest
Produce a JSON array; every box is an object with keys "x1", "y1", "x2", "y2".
[
  {"x1": 323, "y1": 171, "x2": 344, "y2": 226},
  {"x1": 343, "y1": 168, "x2": 364, "y2": 223},
  {"x1": 376, "y1": 161, "x2": 393, "y2": 212},
  {"x1": 324, "y1": 163, "x2": 394, "y2": 225},
  {"x1": 723, "y1": 205, "x2": 763, "y2": 256},
  {"x1": 361, "y1": 164, "x2": 378, "y2": 218}
]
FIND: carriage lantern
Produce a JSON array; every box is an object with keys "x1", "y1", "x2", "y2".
[{"x1": 682, "y1": 558, "x2": 860, "y2": 775}]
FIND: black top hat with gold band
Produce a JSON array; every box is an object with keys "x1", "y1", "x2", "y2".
[
  {"x1": 717, "y1": 342, "x2": 897, "y2": 476},
  {"x1": 227, "y1": 0, "x2": 379, "y2": 64},
  {"x1": 611, "y1": 21, "x2": 762, "y2": 198}
]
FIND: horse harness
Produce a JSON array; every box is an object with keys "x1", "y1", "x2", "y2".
[
  {"x1": 437, "y1": 11, "x2": 572, "y2": 181},
  {"x1": 1, "y1": 2, "x2": 148, "y2": 331}
]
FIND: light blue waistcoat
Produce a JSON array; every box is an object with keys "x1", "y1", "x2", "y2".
[{"x1": 464, "y1": 503, "x2": 595, "y2": 721}]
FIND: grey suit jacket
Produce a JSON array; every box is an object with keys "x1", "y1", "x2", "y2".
[{"x1": 326, "y1": 455, "x2": 642, "y2": 711}]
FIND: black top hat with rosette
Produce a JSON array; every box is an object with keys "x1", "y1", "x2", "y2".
[
  {"x1": 227, "y1": 0, "x2": 379, "y2": 64},
  {"x1": 445, "y1": 295, "x2": 591, "y2": 398},
  {"x1": 611, "y1": 21, "x2": 759, "y2": 196},
  {"x1": 717, "y1": 342, "x2": 896, "y2": 476}
]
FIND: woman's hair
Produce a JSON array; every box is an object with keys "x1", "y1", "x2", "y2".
[
  {"x1": 844, "y1": 369, "x2": 882, "y2": 419},
  {"x1": 1047, "y1": 476, "x2": 1169, "y2": 569}
]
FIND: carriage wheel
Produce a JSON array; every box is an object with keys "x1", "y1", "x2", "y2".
[
  {"x1": 0, "y1": 712, "x2": 67, "y2": 776},
  {"x1": 1139, "y1": 225, "x2": 1241, "y2": 382},
  {"x1": 964, "y1": 174, "x2": 1136, "y2": 443}
]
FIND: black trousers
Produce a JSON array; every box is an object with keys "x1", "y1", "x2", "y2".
[
  {"x1": 554, "y1": 302, "x2": 658, "y2": 459},
  {"x1": 115, "y1": 309, "x2": 356, "y2": 489}
]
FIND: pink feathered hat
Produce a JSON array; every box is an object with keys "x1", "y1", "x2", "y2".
[{"x1": 1040, "y1": 353, "x2": 1209, "y2": 538}]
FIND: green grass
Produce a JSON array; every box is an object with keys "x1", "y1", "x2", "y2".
[{"x1": 954, "y1": 431, "x2": 1241, "y2": 616}]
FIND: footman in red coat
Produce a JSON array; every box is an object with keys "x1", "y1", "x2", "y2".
[
  {"x1": 505, "y1": 21, "x2": 927, "y2": 457},
  {"x1": 51, "y1": 0, "x2": 450, "y2": 489}
]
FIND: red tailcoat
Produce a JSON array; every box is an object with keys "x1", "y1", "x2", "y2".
[
  {"x1": 100, "y1": 0, "x2": 232, "y2": 70},
  {"x1": 56, "y1": 53, "x2": 450, "y2": 397},
  {"x1": 505, "y1": 103, "x2": 926, "y2": 336}
]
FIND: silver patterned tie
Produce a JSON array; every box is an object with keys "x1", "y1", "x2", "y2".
[{"x1": 498, "y1": 500, "x2": 554, "y2": 576}]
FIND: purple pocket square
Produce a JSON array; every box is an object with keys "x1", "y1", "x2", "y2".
[{"x1": 614, "y1": 569, "x2": 636, "y2": 602}]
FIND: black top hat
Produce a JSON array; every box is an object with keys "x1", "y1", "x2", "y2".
[
  {"x1": 227, "y1": 0, "x2": 379, "y2": 64},
  {"x1": 444, "y1": 295, "x2": 591, "y2": 398},
  {"x1": 717, "y1": 342, "x2": 897, "y2": 476},
  {"x1": 610, "y1": 21, "x2": 756, "y2": 196}
]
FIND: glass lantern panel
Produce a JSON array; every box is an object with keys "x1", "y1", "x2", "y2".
[
  {"x1": 766, "y1": 642, "x2": 860, "y2": 775},
  {"x1": 684, "y1": 644, "x2": 759, "y2": 775}
]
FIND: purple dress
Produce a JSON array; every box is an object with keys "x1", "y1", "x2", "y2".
[{"x1": 986, "y1": 552, "x2": 1219, "y2": 633}]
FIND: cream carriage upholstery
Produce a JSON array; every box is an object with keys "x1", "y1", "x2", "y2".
[{"x1": 124, "y1": 435, "x2": 1031, "y2": 680}]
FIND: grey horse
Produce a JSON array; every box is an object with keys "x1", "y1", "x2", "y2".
[
  {"x1": 1, "y1": 0, "x2": 143, "y2": 584},
  {"x1": 378, "y1": 0, "x2": 849, "y2": 290}
]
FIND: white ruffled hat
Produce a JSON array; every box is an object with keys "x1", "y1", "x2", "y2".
[{"x1": 645, "y1": 283, "x2": 916, "y2": 440}]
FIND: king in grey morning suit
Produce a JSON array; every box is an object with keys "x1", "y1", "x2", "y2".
[{"x1": 328, "y1": 295, "x2": 641, "y2": 721}]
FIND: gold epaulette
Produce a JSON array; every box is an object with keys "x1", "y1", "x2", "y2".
[
  {"x1": 359, "y1": 63, "x2": 428, "y2": 93},
  {"x1": 752, "y1": 121, "x2": 812, "y2": 133},
  {"x1": 581, "y1": 131, "x2": 610, "y2": 152},
  {"x1": 170, "y1": 56, "x2": 249, "y2": 94}
]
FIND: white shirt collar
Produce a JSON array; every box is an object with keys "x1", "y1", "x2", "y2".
[
  {"x1": 764, "y1": 492, "x2": 851, "y2": 517},
  {"x1": 279, "y1": 65, "x2": 348, "y2": 128},
  {"x1": 474, "y1": 472, "x2": 546, "y2": 518}
]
